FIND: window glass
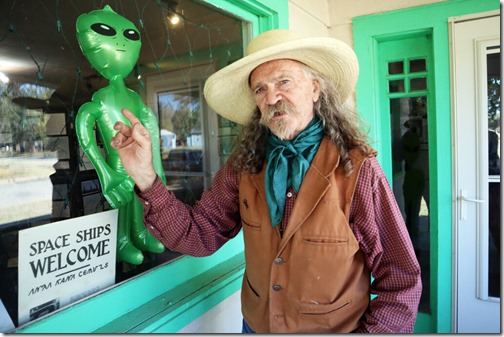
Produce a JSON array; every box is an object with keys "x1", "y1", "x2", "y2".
[
  {"x1": 410, "y1": 77, "x2": 427, "y2": 91},
  {"x1": 0, "y1": 0, "x2": 244, "y2": 328},
  {"x1": 389, "y1": 79, "x2": 405, "y2": 93},
  {"x1": 390, "y1": 95, "x2": 431, "y2": 313},
  {"x1": 388, "y1": 61, "x2": 404, "y2": 74},
  {"x1": 409, "y1": 58, "x2": 426, "y2": 73},
  {"x1": 486, "y1": 50, "x2": 500, "y2": 298}
]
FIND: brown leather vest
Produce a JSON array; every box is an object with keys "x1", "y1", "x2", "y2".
[{"x1": 239, "y1": 138, "x2": 371, "y2": 333}]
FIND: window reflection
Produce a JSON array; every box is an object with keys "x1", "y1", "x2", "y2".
[
  {"x1": 390, "y1": 95, "x2": 430, "y2": 313},
  {"x1": 487, "y1": 50, "x2": 500, "y2": 298},
  {"x1": 410, "y1": 59, "x2": 426, "y2": 72},
  {"x1": 410, "y1": 77, "x2": 427, "y2": 91},
  {"x1": 388, "y1": 61, "x2": 404, "y2": 74},
  {"x1": 389, "y1": 79, "x2": 404, "y2": 93},
  {"x1": 158, "y1": 87, "x2": 205, "y2": 204}
]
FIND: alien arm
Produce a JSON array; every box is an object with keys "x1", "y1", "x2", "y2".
[
  {"x1": 76, "y1": 101, "x2": 134, "y2": 208},
  {"x1": 141, "y1": 105, "x2": 167, "y2": 185}
]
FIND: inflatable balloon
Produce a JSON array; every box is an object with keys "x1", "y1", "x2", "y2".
[{"x1": 75, "y1": 5, "x2": 166, "y2": 265}]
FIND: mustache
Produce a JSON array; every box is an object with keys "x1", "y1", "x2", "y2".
[{"x1": 263, "y1": 100, "x2": 295, "y2": 119}]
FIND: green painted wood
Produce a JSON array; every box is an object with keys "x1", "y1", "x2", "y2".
[
  {"x1": 377, "y1": 32, "x2": 435, "y2": 330},
  {"x1": 376, "y1": 33, "x2": 432, "y2": 183},
  {"x1": 95, "y1": 253, "x2": 245, "y2": 333},
  {"x1": 353, "y1": 0, "x2": 499, "y2": 333},
  {"x1": 202, "y1": 0, "x2": 288, "y2": 35}
]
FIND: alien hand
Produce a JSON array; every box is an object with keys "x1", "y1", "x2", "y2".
[{"x1": 101, "y1": 171, "x2": 135, "y2": 209}]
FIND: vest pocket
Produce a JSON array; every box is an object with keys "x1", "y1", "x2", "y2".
[
  {"x1": 302, "y1": 236, "x2": 349, "y2": 245},
  {"x1": 245, "y1": 273, "x2": 260, "y2": 298},
  {"x1": 241, "y1": 274, "x2": 261, "y2": 321},
  {"x1": 242, "y1": 218, "x2": 261, "y2": 231},
  {"x1": 298, "y1": 298, "x2": 351, "y2": 315}
]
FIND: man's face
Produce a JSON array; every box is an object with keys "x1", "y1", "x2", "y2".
[{"x1": 250, "y1": 59, "x2": 320, "y2": 140}]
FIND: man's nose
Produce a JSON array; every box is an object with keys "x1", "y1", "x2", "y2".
[{"x1": 265, "y1": 87, "x2": 282, "y2": 106}]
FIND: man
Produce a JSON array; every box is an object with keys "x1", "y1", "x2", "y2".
[{"x1": 110, "y1": 29, "x2": 421, "y2": 333}]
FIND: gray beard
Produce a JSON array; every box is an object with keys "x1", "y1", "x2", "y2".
[{"x1": 260, "y1": 101, "x2": 298, "y2": 140}]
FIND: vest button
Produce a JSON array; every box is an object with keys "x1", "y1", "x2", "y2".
[
  {"x1": 274, "y1": 257, "x2": 283, "y2": 265},
  {"x1": 272, "y1": 284, "x2": 281, "y2": 291}
]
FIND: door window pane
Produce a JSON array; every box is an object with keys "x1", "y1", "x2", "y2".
[
  {"x1": 389, "y1": 79, "x2": 405, "y2": 93},
  {"x1": 411, "y1": 77, "x2": 427, "y2": 91},
  {"x1": 487, "y1": 50, "x2": 500, "y2": 298},
  {"x1": 390, "y1": 96, "x2": 430, "y2": 312},
  {"x1": 388, "y1": 61, "x2": 404, "y2": 74},
  {"x1": 410, "y1": 58, "x2": 426, "y2": 72}
]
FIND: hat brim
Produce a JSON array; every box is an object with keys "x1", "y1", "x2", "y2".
[{"x1": 203, "y1": 37, "x2": 359, "y2": 125}]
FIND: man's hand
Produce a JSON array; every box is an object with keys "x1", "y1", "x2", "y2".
[{"x1": 110, "y1": 108, "x2": 157, "y2": 192}]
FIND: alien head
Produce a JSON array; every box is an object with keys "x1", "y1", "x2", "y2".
[{"x1": 76, "y1": 5, "x2": 141, "y2": 80}]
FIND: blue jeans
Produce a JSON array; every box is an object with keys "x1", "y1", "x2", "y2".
[{"x1": 242, "y1": 319, "x2": 255, "y2": 333}]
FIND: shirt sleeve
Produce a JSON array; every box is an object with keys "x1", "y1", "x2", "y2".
[
  {"x1": 349, "y1": 156, "x2": 422, "y2": 333},
  {"x1": 135, "y1": 161, "x2": 242, "y2": 257}
]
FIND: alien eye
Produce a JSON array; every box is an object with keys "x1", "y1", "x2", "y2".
[
  {"x1": 123, "y1": 29, "x2": 140, "y2": 41},
  {"x1": 91, "y1": 23, "x2": 116, "y2": 36}
]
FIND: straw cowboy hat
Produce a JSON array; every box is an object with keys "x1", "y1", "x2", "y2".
[{"x1": 203, "y1": 29, "x2": 359, "y2": 125}]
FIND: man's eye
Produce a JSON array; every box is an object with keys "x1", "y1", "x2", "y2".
[
  {"x1": 254, "y1": 87, "x2": 264, "y2": 95},
  {"x1": 279, "y1": 79, "x2": 289, "y2": 85}
]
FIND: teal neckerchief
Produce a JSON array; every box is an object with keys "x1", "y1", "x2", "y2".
[{"x1": 264, "y1": 116, "x2": 324, "y2": 227}]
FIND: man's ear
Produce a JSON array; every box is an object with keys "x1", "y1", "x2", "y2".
[{"x1": 312, "y1": 79, "x2": 321, "y2": 103}]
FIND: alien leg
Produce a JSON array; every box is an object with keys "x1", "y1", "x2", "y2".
[
  {"x1": 116, "y1": 201, "x2": 144, "y2": 265},
  {"x1": 131, "y1": 196, "x2": 165, "y2": 254}
]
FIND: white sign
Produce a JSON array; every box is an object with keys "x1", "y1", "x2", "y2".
[{"x1": 18, "y1": 210, "x2": 118, "y2": 325}]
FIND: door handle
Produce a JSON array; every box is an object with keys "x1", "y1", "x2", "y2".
[
  {"x1": 460, "y1": 196, "x2": 485, "y2": 203},
  {"x1": 459, "y1": 189, "x2": 485, "y2": 220}
]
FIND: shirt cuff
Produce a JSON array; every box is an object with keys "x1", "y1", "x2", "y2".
[{"x1": 134, "y1": 176, "x2": 167, "y2": 212}]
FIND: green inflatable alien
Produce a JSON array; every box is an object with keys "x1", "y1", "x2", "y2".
[{"x1": 75, "y1": 5, "x2": 165, "y2": 265}]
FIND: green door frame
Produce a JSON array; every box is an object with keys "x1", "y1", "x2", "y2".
[
  {"x1": 14, "y1": 0, "x2": 288, "y2": 333},
  {"x1": 353, "y1": 0, "x2": 499, "y2": 333},
  {"x1": 377, "y1": 33, "x2": 435, "y2": 332}
]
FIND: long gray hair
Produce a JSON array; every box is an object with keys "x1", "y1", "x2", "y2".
[{"x1": 229, "y1": 62, "x2": 373, "y2": 176}]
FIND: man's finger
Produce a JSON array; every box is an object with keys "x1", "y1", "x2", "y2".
[
  {"x1": 111, "y1": 131, "x2": 134, "y2": 149},
  {"x1": 131, "y1": 121, "x2": 152, "y2": 149},
  {"x1": 113, "y1": 121, "x2": 133, "y2": 136},
  {"x1": 122, "y1": 108, "x2": 141, "y2": 126}
]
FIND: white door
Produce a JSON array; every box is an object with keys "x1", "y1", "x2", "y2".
[{"x1": 452, "y1": 14, "x2": 500, "y2": 333}]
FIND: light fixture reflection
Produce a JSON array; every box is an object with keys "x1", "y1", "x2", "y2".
[
  {"x1": 169, "y1": 14, "x2": 180, "y2": 25},
  {"x1": 0, "y1": 72, "x2": 9, "y2": 83}
]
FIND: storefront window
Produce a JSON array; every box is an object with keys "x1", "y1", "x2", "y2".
[{"x1": 0, "y1": 0, "x2": 244, "y2": 329}]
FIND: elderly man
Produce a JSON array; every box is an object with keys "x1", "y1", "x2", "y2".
[{"x1": 110, "y1": 29, "x2": 421, "y2": 333}]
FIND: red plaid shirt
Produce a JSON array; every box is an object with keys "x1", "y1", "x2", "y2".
[{"x1": 137, "y1": 156, "x2": 421, "y2": 333}]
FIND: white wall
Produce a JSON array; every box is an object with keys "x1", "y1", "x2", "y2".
[
  {"x1": 288, "y1": 0, "x2": 330, "y2": 37},
  {"x1": 288, "y1": 0, "x2": 446, "y2": 47},
  {"x1": 177, "y1": 290, "x2": 242, "y2": 333}
]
